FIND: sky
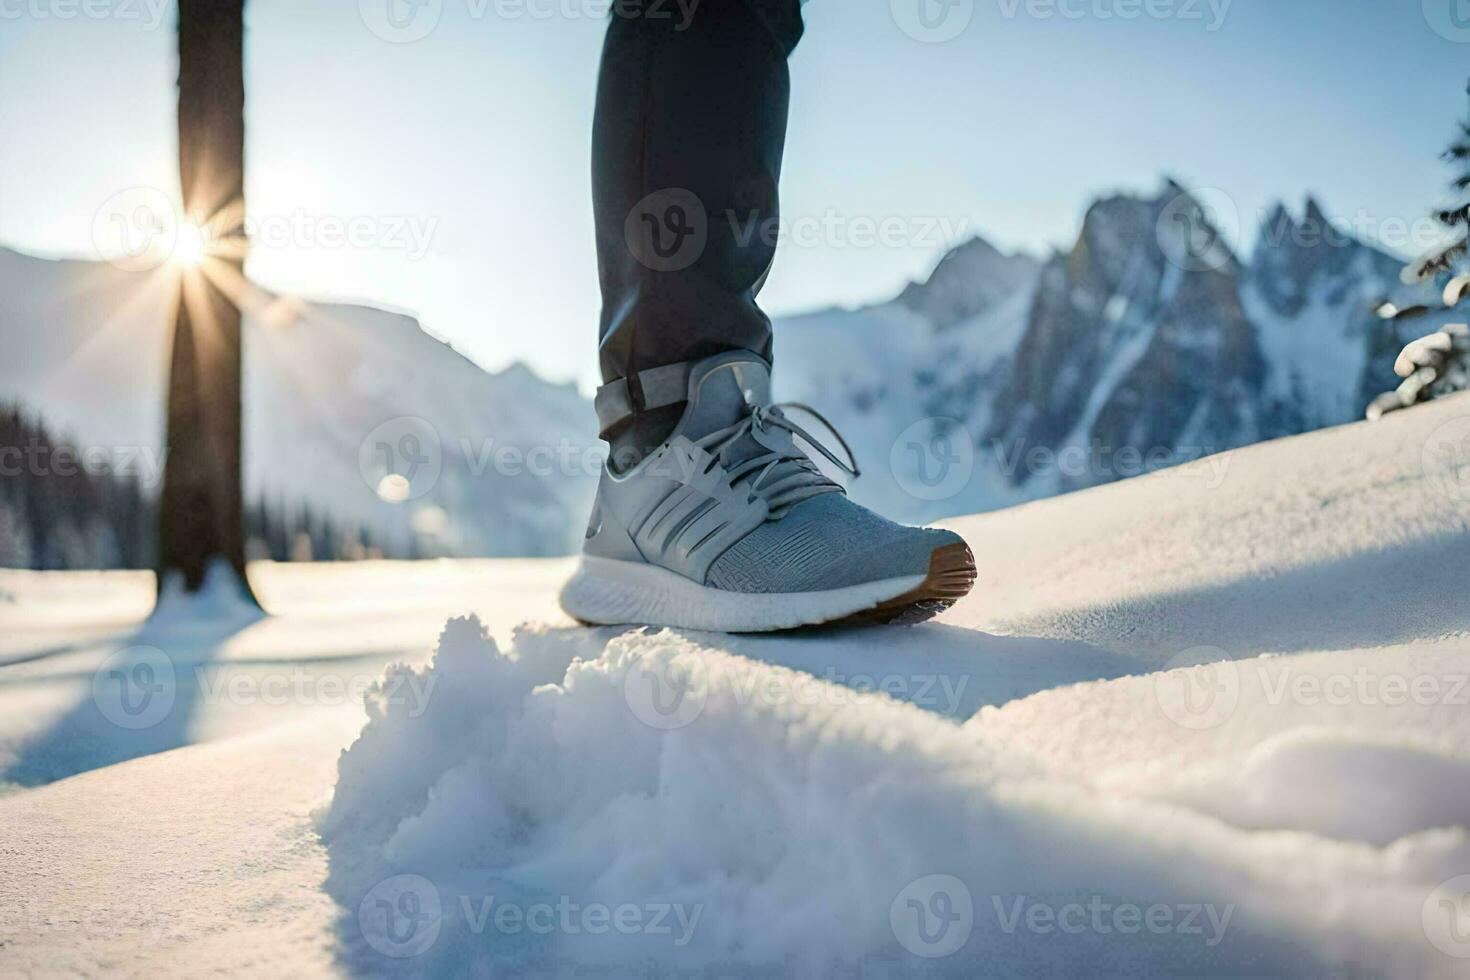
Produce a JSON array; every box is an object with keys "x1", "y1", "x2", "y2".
[{"x1": 1, "y1": 0, "x2": 1468, "y2": 393}]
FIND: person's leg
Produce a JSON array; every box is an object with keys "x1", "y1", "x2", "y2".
[
  {"x1": 592, "y1": 0, "x2": 804, "y2": 456},
  {"x1": 567, "y1": 0, "x2": 977, "y2": 631}
]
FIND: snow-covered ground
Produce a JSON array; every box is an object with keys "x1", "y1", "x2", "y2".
[{"x1": 3, "y1": 394, "x2": 1470, "y2": 976}]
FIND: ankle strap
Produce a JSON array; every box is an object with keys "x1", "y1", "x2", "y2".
[{"x1": 595, "y1": 361, "x2": 694, "y2": 438}]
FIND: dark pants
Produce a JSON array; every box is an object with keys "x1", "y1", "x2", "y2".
[{"x1": 592, "y1": 0, "x2": 804, "y2": 448}]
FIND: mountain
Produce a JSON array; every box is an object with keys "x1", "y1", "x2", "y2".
[
  {"x1": 1243, "y1": 198, "x2": 1411, "y2": 429},
  {"x1": 775, "y1": 181, "x2": 1427, "y2": 522},
  {"x1": 0, "y1": 247, "x2": 597, "y2": 558},
  {"x1": 894, "y1": 235, "x2": 1040, "y2": 328}
]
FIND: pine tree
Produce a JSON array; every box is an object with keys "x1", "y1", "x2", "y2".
[{"x1": 1368, "y1": 79, "x2": 1470, "y2": 419}]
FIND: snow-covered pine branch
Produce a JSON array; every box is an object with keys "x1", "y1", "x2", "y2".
[{"x1": 1368, "y1": 80, "x2": 1470, "y2": 419}]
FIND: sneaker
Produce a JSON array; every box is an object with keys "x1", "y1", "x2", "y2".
[{"x1": 559, "y1": 351, "x2": 977, "y2": 632}]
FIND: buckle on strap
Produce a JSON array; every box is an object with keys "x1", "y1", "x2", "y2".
[{"x1": 594, "y1": 360, "x2": 694, "y2": 437}]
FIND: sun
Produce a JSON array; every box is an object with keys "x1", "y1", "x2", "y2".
[{"x1": 172, "y1": 220, "x2": 210, "y2": 269}]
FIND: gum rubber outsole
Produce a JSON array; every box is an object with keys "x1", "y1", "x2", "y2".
[{"x1": 829, "y1": 541, "x2": 978, "y2": 627}]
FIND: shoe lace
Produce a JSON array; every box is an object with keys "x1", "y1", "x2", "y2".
[{"x1": 693, "y1": 402, "x2": 861, "y2": 518}]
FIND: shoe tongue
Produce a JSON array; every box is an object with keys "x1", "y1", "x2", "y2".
[
  {"x1": 679, "y1": 357, "x2": 771, "y2": 442},
  {"x1": 676, "y1": 356, "x2": 837, "y2": 517}
]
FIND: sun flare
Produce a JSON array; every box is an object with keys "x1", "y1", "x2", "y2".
[{"x1": 172, "y1": 220, "x2": 210, "y2": 269}]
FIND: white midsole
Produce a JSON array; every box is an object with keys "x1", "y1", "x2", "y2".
[{"x1": 558, "y1": 556, "x2": 927, "y2": 633}]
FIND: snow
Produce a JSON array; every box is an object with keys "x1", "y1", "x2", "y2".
[
  {"x1": 3, "y1": 394, "x2": 1470, "y2": 975},
  {"x1": 1241, "y1": 259, "x2": 1376, "y2": 427}
]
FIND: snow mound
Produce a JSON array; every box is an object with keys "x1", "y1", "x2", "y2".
[
  {"x1": 1205, "y1": 729, "x2": 1470, "y2": 845},
  {"x1": 148, "y1": 559, "x2": 266, "y2": 634},
  {"x1": 321, "y1": 618, "x2": 1467, "y2": 976}
]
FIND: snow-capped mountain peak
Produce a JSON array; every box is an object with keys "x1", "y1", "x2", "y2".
[
  {"x1": 896, "y1": 234, "x2": 1040, "y2": 329},
  {"x1": 776, "y1": 180, "x2": 1414, "y2": 523}
]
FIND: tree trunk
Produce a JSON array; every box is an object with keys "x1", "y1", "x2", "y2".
[{"x1": 157, "y1": 0, "x2": 257, "y2": 603}]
